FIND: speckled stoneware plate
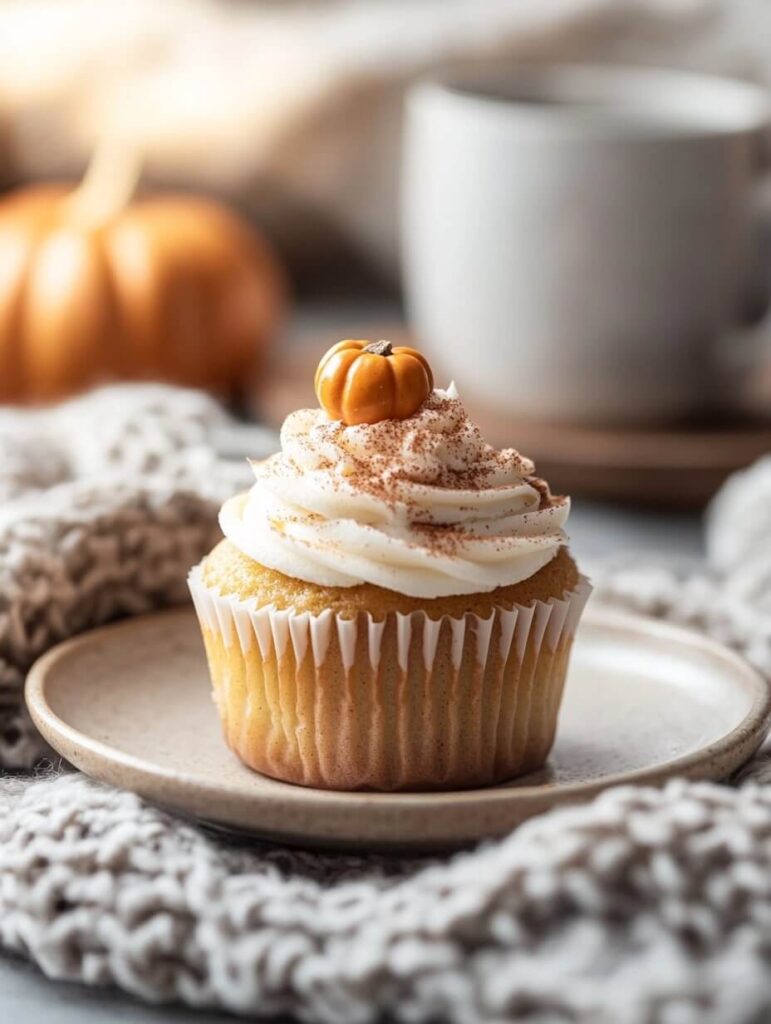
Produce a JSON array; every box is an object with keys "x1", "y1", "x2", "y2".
[{"x1": 26, "y1": 606, "x2": 771, "y2": 852}]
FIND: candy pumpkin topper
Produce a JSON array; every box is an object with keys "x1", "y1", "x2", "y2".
[{"x1": 314, "y1": 339, "x2": 433, "y2": 426}]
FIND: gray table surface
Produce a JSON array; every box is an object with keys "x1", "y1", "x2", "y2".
[{"x1": 0, "y1": 499, "x2": 704, "y2": 1022}]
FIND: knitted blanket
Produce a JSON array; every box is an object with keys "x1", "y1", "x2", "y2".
[{"x1": 2, "y1": 384, "x2": 771, "y2": 1024}]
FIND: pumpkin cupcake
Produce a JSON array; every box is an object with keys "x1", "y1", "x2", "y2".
[{"x1": 189, "y1": 340, "x2": 590, "y2": 791}]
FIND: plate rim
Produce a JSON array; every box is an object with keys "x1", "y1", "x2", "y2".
[{"x1": 25, "y1": 604, "x2": 771, "y2": 847}]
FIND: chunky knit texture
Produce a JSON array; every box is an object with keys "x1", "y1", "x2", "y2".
[{"x1": 1, "y1": 385, "x2": 771, "y2": 1023}]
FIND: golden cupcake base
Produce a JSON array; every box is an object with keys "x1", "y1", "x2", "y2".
[{"x1": 189, "y1": 558, "x2": 591, "y2": 792}]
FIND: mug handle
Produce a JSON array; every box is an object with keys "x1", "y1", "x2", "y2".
[
  {"x1": 717, "y1": 135, "x2": 771, "y2": 419},
  {"x1": 745, "y1": 132, "x2": 771, "y2": 322}
]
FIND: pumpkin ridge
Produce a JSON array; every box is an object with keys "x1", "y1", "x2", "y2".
[
  {"x1": 390, "y1": 352, "x2": 426, "y2": 419},
  {"x1": 395, "y1": 346, "x2": 434, "y2": 392},
  {"x1": 314, "y1": 338, "x2": 365, "y2": 394},
  {"x1": 93, "y1": 221, "x2": 129, "y2": 381},
  {"x1": 384, "y1": 353, "x2": 399, "y2": 419},
  {"x1": 42, "y1": 225, "x2": 124, "y2": 396},
  {"x1": 323, "y1": 347, "x2": 360, "y2": 421},
  {"x1": 1, "y1": 222, "x2": 46, "y2": 400},
  {"x1": 7, "y1": 197, "x2": 62, "y2": 398},
  {"x1": 339, "y1": 352, "x2": 378, "y2": 425}
]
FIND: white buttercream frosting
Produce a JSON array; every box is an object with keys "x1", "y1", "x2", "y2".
[{"x1": 220, "y1": 386, "x2": 570, "y2": 598}]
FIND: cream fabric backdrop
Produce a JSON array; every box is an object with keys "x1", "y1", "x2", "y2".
[{"x1": 0, "y1": 0, "x2": 768, "y2": 274}]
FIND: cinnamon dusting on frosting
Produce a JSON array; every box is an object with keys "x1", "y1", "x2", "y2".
[
  {"x1": 225, "y1": 385, "x2": 570, "y2": 598},
  {"x1": 273, "y1": 389, "x2": 552, "y2": 518}
]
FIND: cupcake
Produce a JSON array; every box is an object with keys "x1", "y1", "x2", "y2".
[{"x1": 189, "y1": 339, "x2": 590, "y2": 791}]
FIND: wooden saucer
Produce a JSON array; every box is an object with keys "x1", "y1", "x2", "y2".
[{"x1": 468, "y1": 412, "x2": 771, "y2": 509}]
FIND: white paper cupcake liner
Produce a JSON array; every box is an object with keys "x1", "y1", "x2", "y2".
[{"x1": 188, "y1": 565, "x2": 592, "y2": 791}]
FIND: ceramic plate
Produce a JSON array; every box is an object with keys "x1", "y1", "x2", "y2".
[{"x1": 26, "y1": 606, "x2": 771, "y2": 852}]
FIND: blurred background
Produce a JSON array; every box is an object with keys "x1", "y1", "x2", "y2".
[{"x1": 1, "y1": 0, "x2": 771, "y2": 514}]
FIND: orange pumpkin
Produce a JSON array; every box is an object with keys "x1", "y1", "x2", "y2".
[
  {"x1": 0, "y1": 148, "x2": 286, "y2": 403},
  {"x1": 315, "y1": 339, "x2": 433, "y2": 425}
]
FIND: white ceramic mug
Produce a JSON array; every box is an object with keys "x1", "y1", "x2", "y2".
[{"x1": 402, "y1": 65, "x2": 770, "y2": 425}]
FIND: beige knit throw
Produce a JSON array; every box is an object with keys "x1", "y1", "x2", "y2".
[{"x1": 1, "y1": 384, "x2": 770, "y2": 1023}]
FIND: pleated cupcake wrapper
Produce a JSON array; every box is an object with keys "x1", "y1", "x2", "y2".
[
  {"x1": 188, "y1": 566, "x2": 591, "y2": 672},
  {"x1": 188, "y1": 566, "x2": 592, "y2": 789}
]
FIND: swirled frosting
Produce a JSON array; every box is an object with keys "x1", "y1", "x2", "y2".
[{"x1": 220, "y1": 386, "x2": 570, "y2": 598}]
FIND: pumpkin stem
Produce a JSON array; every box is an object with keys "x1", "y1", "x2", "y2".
[
  {"x1": 364, "y1": 340, "x2": 393, "y2": 357},
  {"x1": 66, "y1": 136, "x2": 143, "y2": 227}
]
